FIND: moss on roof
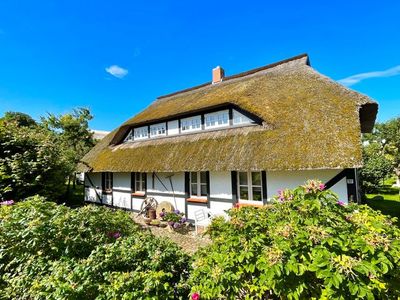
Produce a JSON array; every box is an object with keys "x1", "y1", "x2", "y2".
[{"x1": 80, "y1": 54, "x2": 377, "y2": 173}]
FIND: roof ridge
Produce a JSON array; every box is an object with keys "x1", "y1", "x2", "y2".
[{"x1": 157, "y1": 53, "x2": 309, "y2": 100}]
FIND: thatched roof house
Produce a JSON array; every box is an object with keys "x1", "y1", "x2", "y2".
[
  {"x1": 82, "y1": 54, "x2": 377, "y2": 219},
  {"x1": 81, "y1": 54, "x2": 376, "y2": 173}
]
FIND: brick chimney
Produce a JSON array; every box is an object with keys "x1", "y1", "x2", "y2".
[{"x1": 212, "y1": 66, "x2": 225, "y2": 84}]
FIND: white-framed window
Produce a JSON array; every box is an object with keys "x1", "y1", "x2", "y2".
[
  {"x1": 103, "y1": 172, "x2": 113, "y2": 192},
  {"x1": 233, "y1": 109, "x2": 253, "y2": 125},
  {"x1": 150, "y1": 123, "x2": 166, "y2": 137},
  {"x1": 238, "y1": 171, "x2": 263, "y2": 202},
  {"x1": 134, "y1": 172, "x2": 146, "y2": 192},
  {"x1": 190, "y1": 171, "x2": 207, "y2": 197},
  {"x1": 134, "y1": 126, "x2": 149, "y2": 140},
  {"x1": 181, "y1": 116, "x2": 202, "y2": 132},
  {"x1": 124, "y1": 130, "x2": 134, "y2": 142},
  {"x1": 204, "y1": 110, "x2": 229, "y2": 129}
]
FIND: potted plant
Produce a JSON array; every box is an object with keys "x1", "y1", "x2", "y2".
[{"x1": 160, "y1": 210, "x2": 187, "y2": 231}]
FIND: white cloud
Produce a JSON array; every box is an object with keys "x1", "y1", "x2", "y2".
[
  {"x1": 338, "y1": 65, "x2": 400, "y2": 86},
  {"x1": 105, "y1": 65, "x2": 128, "y2": 79}
]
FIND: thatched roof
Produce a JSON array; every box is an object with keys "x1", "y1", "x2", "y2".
[{"x1": 80, "y1": 54, "x2": 377, "y2": 173}]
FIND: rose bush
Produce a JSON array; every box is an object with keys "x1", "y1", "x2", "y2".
[
  {"x1": 0, "y1": 196, "x2": 191, "y2": 299},
  {"x1": 190, "y1": 180, "x2": 400, "y2": 299}
]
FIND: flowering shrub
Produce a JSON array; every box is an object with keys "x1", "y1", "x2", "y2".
[
  {"x1": 190, "y1": 181, "x2": 400, "y2": 299},
  {"x1": 161, "y1": 209, "x2": 187, "y2": 229},
  {"x1": 0, "y1": 196, "x2": 191, "y2": 299},
  {"x1": 0, "y1": 199, "x2": 14, "y2": 206}
]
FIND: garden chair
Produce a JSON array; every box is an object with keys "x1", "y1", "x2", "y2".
[{"x1": 194, "y1": 208, "x2": 213, "y2": 235}]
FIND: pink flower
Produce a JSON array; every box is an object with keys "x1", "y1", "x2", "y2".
[
  {"x1": 0, "y1": 200, "x2": 14, "y2": 206},
  {"x1": 319, "y1": 183, "x2": 325, "y2": 191},
  {"x1": 337, "y1": 201, "x2": 345, "y2": 206},
  {"x1": 107, "y1": 231, "x2": 121, "y2": 239},
  {"x1": 192, "y1": 292, "x2": 200, "y2": 300}
]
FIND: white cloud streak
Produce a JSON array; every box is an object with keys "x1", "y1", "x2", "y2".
[
  {"x1": 338, "y1": 65, "x2": 400, "y2": 86},
  {"x1": 105, "y1": 65, "x2": 128, "y2": 79}
]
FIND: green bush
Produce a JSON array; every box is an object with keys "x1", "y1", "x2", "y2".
[
  {"x1": 0, "y1": 197, "x2": 191, "y2": 299},
  {"x1": 372, "y1": 195, "x2": 385, "y2": 202},
  {"x1": 189, "y1": 180, "x2": 400, "y2": 299}
]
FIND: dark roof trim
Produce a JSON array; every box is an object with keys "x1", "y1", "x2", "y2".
[{"x1": 157, "y1": 53, "x2": 310, "y2": 100}]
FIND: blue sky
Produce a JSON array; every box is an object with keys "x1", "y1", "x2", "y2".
[{"x1": 0, "y1": 0, "x2": 399, "y2": 131}]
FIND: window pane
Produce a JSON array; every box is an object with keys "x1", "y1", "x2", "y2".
[
  {"x1": 142, "y1": 173, "x2": 146, "y2": 191},
  {"x1": 252, "y1": 187, "x2": 262, "y2": 201},
  {"x1": 191, "y1": 183, "x2": 197, "y2": 196},
  {"x1": 135, "y1": 181, "x2": 141, "y2": 192},
  {"x1": 200, "y1": 172, "x2": 207, "y2": 184},
  {"x1": 200, "y1": 184, "x2": 207, "y2": 196},
  {"x1": 252, "y1": 172, "x2": 261, "y2": 186},
  {"x1": 190, "y1": 172, "x2": 197, "y2": 183},
  {"x1": 239, "y1": 186, "x2": 248, "y2": 200},
  {"x1": 239, "y1": 172, "x2": 248, "y2": 185}
]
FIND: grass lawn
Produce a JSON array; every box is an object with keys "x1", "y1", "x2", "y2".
[{"x1": 365, "y1": 180, "x2": 400, "y2": 222}]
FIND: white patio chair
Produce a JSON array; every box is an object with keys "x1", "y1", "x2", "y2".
[{"x1": 194, "y1": 208, "x2": 213, "y2": 235}]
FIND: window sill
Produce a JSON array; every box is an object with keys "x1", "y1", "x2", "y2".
[
  {"x1": 132, "y1": 192, "x2": 146, "y2": 197},
  {"x1": 187, "y1": 197, "x2": 208, "y2": 204}
]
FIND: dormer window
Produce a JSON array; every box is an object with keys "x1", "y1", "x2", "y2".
[
  {"x1": 205, "y1": 110, "x2": 229, "y2": 129},
  {"x1": 134, "y1": 126, "x2": 148, "y2": 140},
  {"x1": 123, "y1": 107, "x2": 259, "y2": 143},
  {"x1": 150, "y1": 123, "x2": 166, "y2": 137},
  {"x1": 181, "y1": 116, "x2": 201, "y2": 132},
  {"x1": 124, "y1": 130, "x2": 134, "y2": 142},
  {"x1": 233, "y1": 110, "x2": 253, "y2": 125}
]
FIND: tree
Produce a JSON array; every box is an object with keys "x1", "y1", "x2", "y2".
[
  {"x1": 42, "y1": 108, "x2": 95, "y2": 193},
  {"x1": 360, "y1": 140, "x2": 394, "y2": 193},
  {"x1": 375, "y1": 118, "x2": 400, "y2": 186},
  {"x1": 2, "y1": 111, "x2": 37, "y2": 127},
  {"x1": 0, "y1": 108, "x2": 95, "y2": 201},
  {"x1": 0, "y1": 118, "x2": 69, "y2": 200}
]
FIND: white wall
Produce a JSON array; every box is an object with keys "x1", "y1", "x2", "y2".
[
  {"x1": 187, "y1": 203, "x2": 208, "y2": 221},
  {"x1": 102, "y1": 193, "x2": 112, "y2": 205},
  {"x1": 113, "y1": 191, "x2": 131, "y2": 209},
  {"x1": 84, "y1": 169, "x2": 350, "y2": 214},
  {"x1": 210, "y1": 171, "x2": 232, "y2": 199},
  {"x1": 267, "y1": 169, "x2": 348, "y2": 203},
  {"x1": 209, "y1": 201, "x2": 232, "y2": 217},
  {"x1": 113, "y1": 172, "x2": 131, "y2": 191},
  {"x1": 147, "y1": 172, "x2": 185, "y2": 195},
  {"x1": 167, "y1": 120, "x2": 179, "y2": 136},
  {"x1": 84, "y1": 173, "x2": 102, "y2": 203},
  {"x1": 146, "y1": 172, "x2": 186, "y2": 213}
]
